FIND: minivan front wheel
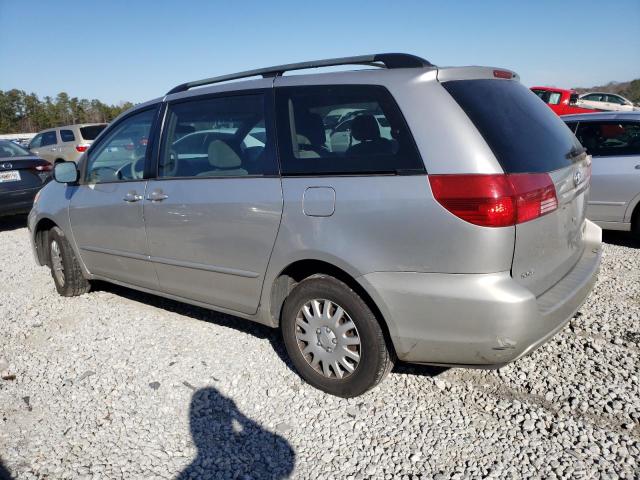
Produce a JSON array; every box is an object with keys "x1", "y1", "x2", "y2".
[
  {"x1": 48, "y1": 227, "x2": 91, "y2": 297},
  {"x1": 281, "y1": 276, "x2": 393, "y2": 397}
]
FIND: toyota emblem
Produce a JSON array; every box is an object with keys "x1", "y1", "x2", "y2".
[
  {"x1": 573, "y1": 170, "x2": 582, "y2": 186},
  {"x1": 0, "y1": 162, "x2": 12, "y2": 170}
]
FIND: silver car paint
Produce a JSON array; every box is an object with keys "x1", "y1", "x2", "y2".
[
  {"x1": 29, "y1": 65, "x2": 602, "y2": 367},
  {"x1": 563, "y1": 111, "x2": 640, "y2": 231},
  {"x1": 143, "y1": 177, "x2": 282, "y2": 315}
]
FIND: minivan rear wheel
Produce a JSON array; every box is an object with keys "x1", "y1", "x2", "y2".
[
  {"x1": 281, "y1": 276, "x2": 393, "y2": 397},
  {"x1": 48, "y1": 227, "x2": 91, "y2": 297}
]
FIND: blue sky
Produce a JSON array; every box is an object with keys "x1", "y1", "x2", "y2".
[{"x1": 1, "y1": 0, "x2": 639, "y2": 105}]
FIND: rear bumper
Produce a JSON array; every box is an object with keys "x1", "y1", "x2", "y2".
[
  {"x1": 0, "y1": 187, "x2": 39, "y2": 217},
  {"x1": 358, "y1": 219, "x2": 602, "y2": 366}
]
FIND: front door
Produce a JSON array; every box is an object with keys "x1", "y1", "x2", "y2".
[
  {"x1": 69, "y1": 107, "x2": 159, "y2": 289},
  {"x1": 143, "y1": 88, "x2": 283, "y2": 315}
]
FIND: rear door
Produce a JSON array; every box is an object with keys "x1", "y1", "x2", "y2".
[
  {"x1": 443, "y1": 78, "x2": 590, "y2": 296},
  {"x1": 575, "y1": 120, "x2": 640, "y2": 223},
  {"x1": 143, "y1": 87, "x2": 282, "y2": 315},
  {"x1": 58, "y1": 128, "x2": 77, "y2": 162},
  {"x1": 69, "y1": 107, "x2": 159, "y2": 289}
]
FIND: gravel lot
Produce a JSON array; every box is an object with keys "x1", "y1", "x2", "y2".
[{"x1": 0, "y1": 216, "x2": 638, "y2": 479}]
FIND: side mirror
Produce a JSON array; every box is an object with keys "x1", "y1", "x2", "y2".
[{"x1": 54, "y1": 161, "x2": 79, "y2": 184}]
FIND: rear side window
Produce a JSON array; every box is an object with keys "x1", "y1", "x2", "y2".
[
  {"x1": 80, "y1": 125, "x2": 107, "y2": 140},
  {"x1": 275, "y1": 85, "x2": 424, "y2": 175},
  {"x1": 60, "y1": 129, "x2": 75, "y2": 142},
  {"x1": 575, "y1": 121, "x2": 640, "y2": 157},
  {"x1": 159, "y1": 93, "x2": 277, "y2": 178},
  {"x1": 444, "y1": 80, "x2": 583, "y2": 173},
  {"x1": 41, "y1": 131, "x2": 57, "y2": 146}
]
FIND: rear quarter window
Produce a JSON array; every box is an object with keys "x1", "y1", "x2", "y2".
[
  {"x1": 80, "y1": 125, "x2": 107, "y2": 140},
  {"x1": 444, "y1": 79, "x2": 583, "y2": 173}
]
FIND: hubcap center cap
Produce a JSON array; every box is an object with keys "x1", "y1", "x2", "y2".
[{"x1": 316, "y1": 327, "x2": 337, "y2": 351}]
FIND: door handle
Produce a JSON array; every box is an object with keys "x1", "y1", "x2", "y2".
[
  {"x1": 123, "y1": 191, "x2": 143, "y2": 202},
  {"x1": 147, "y1": 190, "x2": 168, "y2": 202},
  {"x1": 635, "y1": 165, "x2": 640, "y2": 170}
]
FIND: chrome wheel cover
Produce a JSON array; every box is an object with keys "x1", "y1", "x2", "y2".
[
  {"x1": 50, "y1": 240, "x2": 65, "y2": 286},
  {"x1": 294, "y1": 299, "x2": 361, "y2": 379}
]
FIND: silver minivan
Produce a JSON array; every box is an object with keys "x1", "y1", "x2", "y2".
[
  {"x1": 28, "y1": 54, "x2": 602, "y2": 397},
  {"x1": 563, "y1": 112, "x2": 640, "y2": 236}
]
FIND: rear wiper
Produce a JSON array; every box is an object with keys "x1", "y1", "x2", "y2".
[{"x1": 566, "y1": 146, "x2": 586, "y2": 160}]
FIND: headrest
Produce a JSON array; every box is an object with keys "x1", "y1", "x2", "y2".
[
  {"x1": 208, "y1": 140, "x2": 242, "y2": 169},
  {"x1": 351, "y1": 114, "x2": 380, "y2": 142},
  {"x1": 296, "y1": 112, "x2": 326, "y2": 146}
]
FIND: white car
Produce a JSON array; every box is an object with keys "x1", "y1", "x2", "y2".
[{"x1": 577, "y1": 92, "x2": 638, "y2": 112}]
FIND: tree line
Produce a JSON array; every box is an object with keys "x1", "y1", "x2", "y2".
[{"x1": 0, "y1": 89, "x2": 134, "y2": 134}]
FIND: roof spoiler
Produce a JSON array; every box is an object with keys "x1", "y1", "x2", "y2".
[{"x1": 166, "y1": 53, "x2": 434, "y2": 95}]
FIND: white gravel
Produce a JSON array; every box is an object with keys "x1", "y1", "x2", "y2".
[{"x1": 0, "y1": 217, "x2": 638, "y2": 479}]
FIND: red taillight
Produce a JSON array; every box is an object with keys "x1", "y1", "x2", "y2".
[
  {"x1": 493, "y1": 70, "x2": 513, "y2": 79},
  {"x1": 125, "y1": 142, "x2": 135, "y2": 151},
  {"x1": 76, "y1": 145, "x2": 88, "y2": 152},
  {"x1": 429, "y1": 173, "x2": 558, "y2": 227}
]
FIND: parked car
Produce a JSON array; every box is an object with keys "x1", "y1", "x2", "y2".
[
  {"x1": 28, "y1": 123, "x2": 107, "y2": 165},
  {"x1": 577, "y1": 92, "x2": 638, "y2": 112},
  {"x1": 531, "y1": 86, "x2": 600, "y2": 115},
  {"x1": 0, "y1": 140, "x2": 52, "y2": 217},
  {"x1": 28, "y1": 53, "x2": 601, "y2": 397},
  {"x1": 563, "y1": 112, "x2": 640, "y2": 235}
]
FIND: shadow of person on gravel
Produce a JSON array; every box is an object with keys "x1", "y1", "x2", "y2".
[
  {"x1": 0, "y1": 458, "x2": 14, "y2": 480},
  {"x1": 177, "y1": 387, "x2": 295, "y2": 480}
]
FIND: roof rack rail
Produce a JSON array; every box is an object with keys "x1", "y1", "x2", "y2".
[{"x1": 166, "y1": 53, "x2": 433, "y2": 95}]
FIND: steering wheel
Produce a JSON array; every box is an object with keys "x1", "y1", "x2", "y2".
[
  {"x1": 115, "y1": 157, "x2": 145, "y2": 180},
  {"x1": 299, "y1": 143, "x2": 331, "y2": 156}
]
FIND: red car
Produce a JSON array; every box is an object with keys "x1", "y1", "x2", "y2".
[{"x1": 531, "y1": 86, "x2": 600, "y2": 116}]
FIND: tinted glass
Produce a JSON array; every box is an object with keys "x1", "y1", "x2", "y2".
[
  {"x1": 85, "y1": 109, "x2": 155, "y2": 183},
  {"x1": 606, "y1": 95, "x2": 624, "y2": 105},
  {"x1": 0, "y1": 140, "x2": 30, "y2": 157},
  {"x1": 159, "y1": 94, "x2": 276, "y2": 178},
  {"x1": 60, "y1": 129, "x2": 75, "y2": 142},
  {"x1": 575, "y1": 121, "x2": 640, "y2": 157},
  {"x1": 80, "y1": 124, "x2": 107, "y2": 140},
  {"x1": 564, "y1": 121, "x2": 578, "y2": 133},
  {"x1": 276, "y1": 85, "x2": 423, "y2": 175},
  {"x1": 41, "y1": 131, "x2": 57, "y2": 146},
  {"x1": 443, "y1": 79, "x2": 583, "y2": 173}
]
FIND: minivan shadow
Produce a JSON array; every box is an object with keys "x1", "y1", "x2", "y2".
[
  {"x1": 92, "y1": 281, "x2": 447, "y2": 380},
  {"x1": 91, "y1": 281, "x2": 296, "y2": 373},
  {"x1": 602, "y1": 230, "x2": 640, "y2": 248},
  {"x1": 0, "y1": 214, "x2": 28, "y2": 233}
]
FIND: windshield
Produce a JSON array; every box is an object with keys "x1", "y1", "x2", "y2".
[
  {"x1": 0, "y1": 140, "x2": 31, "y2": 158},
  {"x1": 444, "y1": 80, "x2": 583, "y2": 173}
]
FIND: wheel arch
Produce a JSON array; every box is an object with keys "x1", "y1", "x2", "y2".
[
  {"x1": 269, "y1": 259, "x2": 396, "y2": 357},
  {"x1": 33, "y1": 217, "x2": 58, "y2": 266}
]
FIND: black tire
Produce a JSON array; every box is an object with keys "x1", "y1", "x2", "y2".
[
  {"x1": 48, "y1": 227, "x2": 90, "y2": 297},
  {"x1": 281, "y1": 275, "x2": 393, "y2": 397}
]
